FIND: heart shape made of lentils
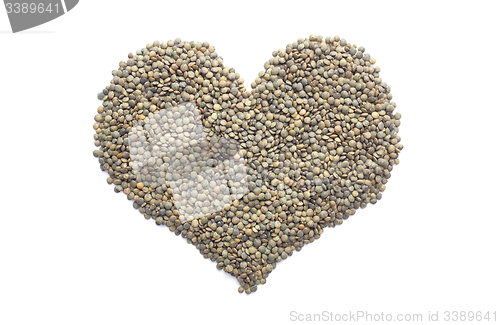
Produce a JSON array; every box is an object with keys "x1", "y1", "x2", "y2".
[{"x1": 92, "y1": 35, "x2": 403, "y2": 294}]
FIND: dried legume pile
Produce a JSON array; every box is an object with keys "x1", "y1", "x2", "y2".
[{"x1": 92, "y1": 35, "x2": 403, "y2": 294}]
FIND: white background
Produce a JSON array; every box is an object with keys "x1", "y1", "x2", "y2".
[{"x1": 1, "y1": 1, "x2": 499, "y2": 324}]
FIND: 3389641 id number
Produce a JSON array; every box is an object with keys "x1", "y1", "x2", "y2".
[
  {"x1": 5, "y1": 2, "x2": 60, "y2": 14},
  {"x1": 444, "y1": 311, "x2": 497, "y2": 322}
]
